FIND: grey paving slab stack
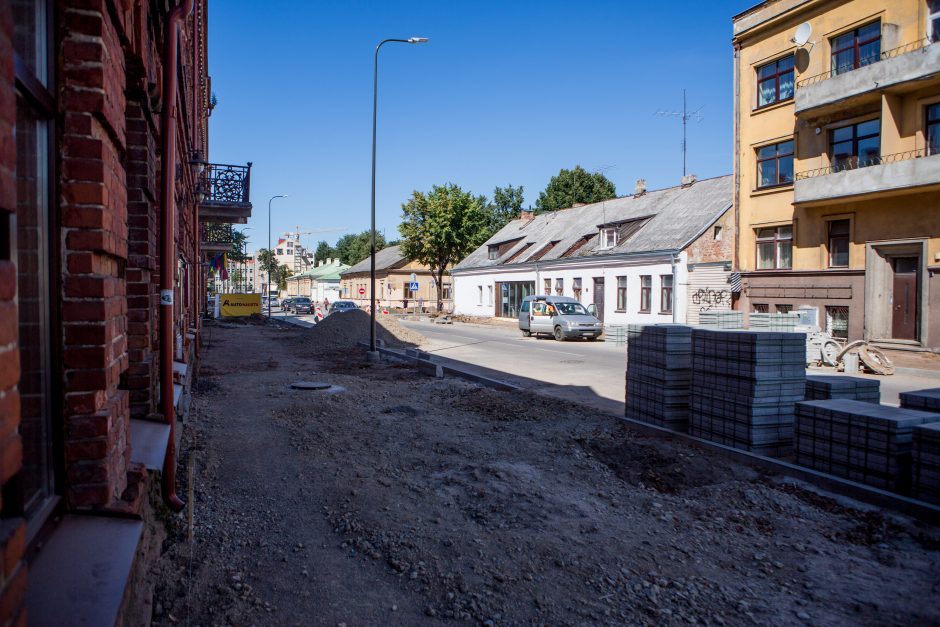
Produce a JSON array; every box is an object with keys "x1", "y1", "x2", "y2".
[
  {"x1": 795, "y1": 399, "x2": 938, "y2": 494},
  {"x1": 625, "y1": 324, "x2": 692, "y2": 431},
  {"x1": 748, "y1": 312, "x2": 800, "y2": 331},
  {"x1": 805, "y1": 375, "x2": 881, "y2": 403},
  {"x1": 899, "y1": 388, "x2": 940, "y2": 414},
  {"x1": 689, "y1": 329, "x2": 806, "y2": 456},
  {"x1": 912, "y1": 422, "x2": 940, "y2": 504},
  {"x1": 698, "y1": 311, "x2": 744, "y2": 329}
]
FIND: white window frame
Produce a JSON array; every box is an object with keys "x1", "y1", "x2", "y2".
[{"x1": 598, "y1": 227, "x2": 618, "y2": 250}]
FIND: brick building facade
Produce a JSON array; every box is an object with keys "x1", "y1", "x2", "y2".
[{"x1": 0, "y1": 1, "x2": 247, "y2": 624}]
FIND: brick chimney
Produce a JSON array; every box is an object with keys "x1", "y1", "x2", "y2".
[
  {"x1": 634, "y1": 179, "x2": 646, "y2": 196},
  {"x1": 520, "y1": 209, "x2": 535, "y2": 223}
]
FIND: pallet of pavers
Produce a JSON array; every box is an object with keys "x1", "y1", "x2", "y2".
[
  {"x1": 805, "y1": 375, "x2": 881, "y2": 403},
  {"x1": 913, "y1": 422, "x2": 940, "y2": 504},
  {"x1": 689, "y1": 329, "x2": 806, "y2": 456},
  {"x1": 625, "y1": 324, "x2": 692, "y2": 431},
  {"x1": 899, "y1": 388, "x2": 940, "y2": 414},
  {"x1": 795, "y1": 399, "x2": 938, "y2": 494}
]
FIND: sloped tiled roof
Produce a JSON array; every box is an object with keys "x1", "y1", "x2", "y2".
[
  {"x1": 340, "y1": 245, "x2": 408, "y2": 276},
  {"x1": 454, "y1": 175, "x2": 731, "y2": 272}
]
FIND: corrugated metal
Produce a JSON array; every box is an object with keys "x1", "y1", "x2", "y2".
[{"x1": 686, "y1": 265, "x2": 732, "y2": 325}]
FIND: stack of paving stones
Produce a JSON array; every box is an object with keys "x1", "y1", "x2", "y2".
[
  {"x1": 625, "y1": 324, "x2": 692, "y2": 431},
  {"x1": 698, "y1": 311, "x2": 744, "y2": 329},
  {"x1": 805, "y1": 375, "x2": 881, "y2": 403},
  {"x1": 689, "y1": 329, "x2": 806, "y2": 456},
  {"x1": 912, "y1": 423, "x2": 940, "y2": 504},
  {"x1": 795, "y1": 399, "x2": 938, "y2": 494},
  {"x1": 899, "y1": 388, "x2": 940, "y2": 414},
  {"x1": 749, "y1": 312, "x2": 800, "y2": 331}
]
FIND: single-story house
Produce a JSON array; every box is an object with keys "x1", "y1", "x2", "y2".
[
  {"x1": 286, "y1": 258, "x2": 348, "y2": 303},
  {"x1": 451, "y1": 175, "x2": 734, "y2": 326},
  {"x1": 339, "y1": 245, "x2": 452, "y2": 310}
]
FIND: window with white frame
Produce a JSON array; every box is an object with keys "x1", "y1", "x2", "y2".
[
  {"x1": 599, "y1": 227, "x2": 618, "y2": 250},
  {"x1": 755, "y1": 225, "x2": 793, "y2": 270}
]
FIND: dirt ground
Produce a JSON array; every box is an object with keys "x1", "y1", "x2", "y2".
[{"x1": 149, "y1": 318, "x2": 940, "y2": 626}]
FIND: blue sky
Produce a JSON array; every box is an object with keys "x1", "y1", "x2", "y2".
[{"x1": 208, "y1": 0, "x2": 755, "y2": 253}]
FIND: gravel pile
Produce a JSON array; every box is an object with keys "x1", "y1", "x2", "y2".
[{"x1": 303, "y1": 309, "x2": 427, "y2": 351}]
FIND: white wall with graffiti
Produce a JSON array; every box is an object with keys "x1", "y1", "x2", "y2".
[{"x1": 686, "y1": 262, "x2": 732, "y2": 325}]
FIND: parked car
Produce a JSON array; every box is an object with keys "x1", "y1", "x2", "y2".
[
  {"x1": 263, "y1": 296, "x2": 280, "y2": 309},
  {"x1": 292, "y1": 297, "x2": 313, "y2": 314},
  {"x1": 281, "y1": 297, "x2": 294, "y2": 311},
  {"x1": 328, "y1": 300, "x2": 358, "y2": 314},
  {"x1": 518, "y1": 295, "x2": 603, "y2": 341}
]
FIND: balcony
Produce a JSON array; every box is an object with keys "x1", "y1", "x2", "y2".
[
  {"x1": 794, "y1": 149, "x2": 940, "y2": 205},
  {"x1": 197, "y1": 162, "x2": 253, "y2": 224},
  {"x1": 795, "y1": 40, "x2": 940, "y2": 117},
  {"x1": 200, "y1": 223, "x2": 235, "y2": 253}
]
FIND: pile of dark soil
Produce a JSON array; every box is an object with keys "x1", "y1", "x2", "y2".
[{"x1": 303, "y1": 309, "x2": 426, "y2": 352}]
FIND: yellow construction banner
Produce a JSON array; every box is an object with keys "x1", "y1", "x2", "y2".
[{"x1": 220, "y1": 293, "x2": 261, "y2": 317}]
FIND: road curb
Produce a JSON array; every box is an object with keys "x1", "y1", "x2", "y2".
[{"x1": 358, "y1": 343, "x2": 520, "y2": 392}]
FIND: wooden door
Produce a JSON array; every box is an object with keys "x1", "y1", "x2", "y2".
[
  {"x1": 891, "y1": 257, "x2": 918, "y2": 340},
  {"x1": 593, "y1": 277, "x2": 605, "y2": 322}
]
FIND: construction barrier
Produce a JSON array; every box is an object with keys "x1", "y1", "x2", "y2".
[{"x1": 220, "y1": 293, "x2": 262, "y2": 317}]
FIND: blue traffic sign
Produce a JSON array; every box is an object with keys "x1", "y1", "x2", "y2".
[{"x1": 409, "y1": 281, "x2": 419, "y2": 291}]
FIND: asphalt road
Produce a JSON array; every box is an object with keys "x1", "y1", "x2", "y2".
[{"x1": 272, "y1": 309, "x2": 940, "y2": 414}]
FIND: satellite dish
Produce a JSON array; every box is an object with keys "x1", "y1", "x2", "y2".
[{"x1": 792, "y1": 22, "x2": 812, "y2": 46}]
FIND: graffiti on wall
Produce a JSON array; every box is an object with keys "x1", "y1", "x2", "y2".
[{"x1": 692, "y1": 287, "x2": 730, "y2": 312}]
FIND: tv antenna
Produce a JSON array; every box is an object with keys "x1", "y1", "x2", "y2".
[{"x1": 656, "y1": 89, "x2": 704, "y2": 178}]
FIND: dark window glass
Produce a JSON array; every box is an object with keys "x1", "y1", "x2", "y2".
[
  {"x1": 928, "y1": 104, "x2": 940, "y2": 156},
  {"x1": 616, "y1": 276, "x2": 627, "y2": 311},
  {"x1": 757, "y1": 140, "x2": 794, "y2": 188},
  {"x1": 756, "y1": 55, "x2": 795, "y2": 107},
  {"x1": 639, "y1": 275, "x2": 651, "y2": 312},
  {"x1": 931, "y1": 0, "x2": 940, "y2": 42},
  {"x1": 776, "y1": 304, "x2": 793, "y2": 313},
  {"x1": 755, "y1": 225, "x2": 792, "y2": 270},
  {"x1": 831, "y1": 22, "x2": 881, "y2": 76},
  {"x1": 827, "y1": 306, "x2": 849, "y2": 339},
  {"x1": 753, "y1": 303, "x2": 769, "y2": 313},
  {"x1": 828, "y1": 219, "x2": 850, "y2": 267},
  {"x1": 660, "y1": 275, "x2": 673, "y2": 313},
  {"x1": 831, "y1": 119, "x2": 880, "y2": 171}
]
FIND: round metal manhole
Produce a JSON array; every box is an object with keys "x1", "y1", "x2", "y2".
[{"x1": 290, "y1": 381, "x2": 333, "y2": 391}]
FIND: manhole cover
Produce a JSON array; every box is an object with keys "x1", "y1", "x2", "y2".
[{"x1": 290, "y1": 381, "x2": 332, "y2": 391}]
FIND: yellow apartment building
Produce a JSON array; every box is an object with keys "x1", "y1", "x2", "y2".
[
  {"x1": 339, "y1": 245, "x2": 453, "y2": 311},
  {"x1": 732, "y1": 0, "x2": 940, "y2": 350}
]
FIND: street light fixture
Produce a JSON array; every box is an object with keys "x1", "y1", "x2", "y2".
[
  {"x1": 370, "y1": 36, "x2": 428, "y2": 357},
  {"x1": 268, "y1": 194, "x2": 288, "y2": 319}
]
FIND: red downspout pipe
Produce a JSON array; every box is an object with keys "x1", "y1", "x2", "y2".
[{"x1": 159, "y1": 0, "x2": 194, "y2": 512}]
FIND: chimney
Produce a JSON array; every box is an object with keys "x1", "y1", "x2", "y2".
[
  {"x1": 520, "y1": 209, "x2": 535, "y2": 223},
  {"x1": 634, "y1": 179, "x2": 646, "y2": 196},
  {"x1": 681, "y1": 174, "x2": 697, "y2": 187}
]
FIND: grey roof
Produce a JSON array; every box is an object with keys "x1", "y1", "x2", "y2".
[
  {"x1": 340, "y1": 245, "x2": 407, "y2": 276},
  {"x1": 454, "y1": 175, "x2": 732, "y2": 272}
]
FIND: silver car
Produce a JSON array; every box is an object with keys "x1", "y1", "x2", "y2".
[{"x1": 518, "y1": 295, "x2": 603, "y2": 341}]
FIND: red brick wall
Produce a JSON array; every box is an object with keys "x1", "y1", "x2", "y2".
[
  {"x1": 686, "y1": 207, "x2": 734, "y2": 264},
  {"x1": 0, "y1": 3, "x2": 27, "y2": 625}
]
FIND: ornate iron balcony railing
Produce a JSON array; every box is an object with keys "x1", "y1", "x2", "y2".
[
  {"x1": 200, "y1": 162, "x2": 251, "y2": 204},
  {"x1": 796, "y1": 38, "x2": 931, "y2": 89},
  {"x1": 795, "y1": 148, "x2": 928, "y2": 180}
]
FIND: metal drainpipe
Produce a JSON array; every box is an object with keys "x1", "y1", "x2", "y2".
[
  {"x1": 159, "y1": 0, "x2": 194, "y2": 513},
  {"x1": 671, "y1": 252, "x2": 678, "y2": 324}
]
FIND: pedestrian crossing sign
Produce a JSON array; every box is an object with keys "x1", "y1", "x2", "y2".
[{"x1": 409, "y1": 281, "x2": 419, "y2": 291}]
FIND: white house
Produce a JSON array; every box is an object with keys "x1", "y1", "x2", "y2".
[{"x1": 451, "y1": 175, "x2": 734, "y2": 326}]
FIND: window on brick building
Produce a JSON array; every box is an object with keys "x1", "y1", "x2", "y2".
[
  {"x1": 12, "y1": 0, "x2": 57, "y2": 524},
  {"x1": 753, "y1": 303, "x2": 770, "y2": 313},
  {"x1": 826, "y1": 306, "x2": 849, "y2": 339},
  {"x1": 776, "y1": 304, "x2": 793, "y2": 313},
  {"x1": 713, "y1": 226, "x2": 723, "y2": 240}
]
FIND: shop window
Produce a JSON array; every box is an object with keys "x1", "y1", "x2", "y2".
[
  {"x1": 828, "y1": 219, "x2": 850, "y2": 268},
  {"x1": 755, "y1": 225, "x2": 792, "y2": 270},
  {"x1": 826, "y1": 306, "x2": 849, "y2": 339},
  {"x1": 660, "y1": 275, "x2": 673, "y2": 314},
  {"x1": 757, "y1": 140, "x2": 794, "y2": 188},
  {"x1": 616, "y1": 276, "x2": 627, "y2": 311},
  {"x1": 831, "y1": 21, "x2": 881, "y2": 75},
  {"x1": 831, "y1": 119, "x2": 880, "y2": 171},
  {"x1": 639, "y1": 275, "x2": 651, "y2": 313},
  {"x1": 756, "y1": 55, "x2": 794, "y2": 107}
]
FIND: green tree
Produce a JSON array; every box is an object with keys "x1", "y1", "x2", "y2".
[
  {"x1": 399, "y1": 183, "x2": 489, "y2": 312},
  {"x1": 488, "y1": 184, "x2": 524, "y2": 233},
  {"x1": 314, "y1": 240, "x2": 336, "y2": 264},
  {"x1": 275, "y1": 264, "x2": 292, "y2": 291},
  {"x1": 536, "y1": 165, "x2": 616, "y2": 213},
  {"x1": 334, "y1": 230, "x2": 386, "y2": 266},
  {"x1": 229, "y1": 229, "x2": 249, "y2": 262}
]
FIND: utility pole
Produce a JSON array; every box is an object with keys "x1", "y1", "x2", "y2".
[{"x1": 656, "y1": 89, "x2": 704, "y2": 178}]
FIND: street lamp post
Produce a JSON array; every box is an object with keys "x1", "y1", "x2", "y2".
[
  {"x1": 370, "y1": 36, "x2": 428, "y2": 356},
  {"x1": 268, "y1": 194, "x2": 287, "y2": 319}
]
